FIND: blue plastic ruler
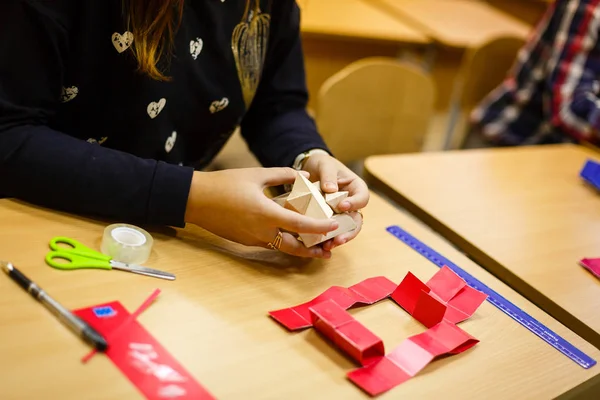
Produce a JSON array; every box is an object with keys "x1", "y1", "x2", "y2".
[{"x1": 386, "y1": 225, "x2": 596, "y2": 369}]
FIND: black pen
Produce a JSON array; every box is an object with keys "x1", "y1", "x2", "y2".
[{"x1": 1, "y1": 261, "x2": 108, "y2": 352}]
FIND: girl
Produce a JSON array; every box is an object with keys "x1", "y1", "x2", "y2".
[{"x1": 0, "y1": 0, "x2": 368, "y2": 259}]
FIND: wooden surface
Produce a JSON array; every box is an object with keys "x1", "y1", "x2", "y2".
[
  {"x1": 365, "y1": 144, "x2": 600, "y2": 351},
  {"x1": 1, "y1": 192, "x2": 600, "y2": 398},
  {"x1": 299, "y1": 0, "x2": 429, "y2": 44},
  {"x1": 369, "y1": 0, "x2": 532, "y2": 48}
]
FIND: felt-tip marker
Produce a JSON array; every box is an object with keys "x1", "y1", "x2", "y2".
[{"x1": 1, "y1": 261, "x2": 108, "y2": 352}]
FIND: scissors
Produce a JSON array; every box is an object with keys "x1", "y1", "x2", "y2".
[{"x1": 45, "y1": 237, "x2": 175, "y2": 281}]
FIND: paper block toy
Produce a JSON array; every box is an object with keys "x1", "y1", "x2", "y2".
[
  {"x1": 270, "y1": 271, "x2": 485, "y2": 397},
  {"x1": 579, "y1": 258, "x2": 600, "y2": 279},
  {"x1": 310, "y1": 299, "x2": 385, "y2": 366},
  {"x1": 580, "y1": 159, "x2": 600, "y2": 190},
  {"x1": 273, "y1": 172, "x2": 357, "y2": 247},
  {"x1": 347, "y1": 320, "x2": 479, "y2": 396},
  {"x1": 391, "y1": 266, "x2": 488, "y2": 328},
  {"x1": 269, "y1": 276, "x2": 397, "y2": 330},
  {"x1": 74, "y1": 290, "x2": 215, "y2": 400}
]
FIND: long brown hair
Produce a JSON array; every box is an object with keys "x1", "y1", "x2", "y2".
[{"x1": 126, "y1": 0, "x2": 185, "y2": 81}]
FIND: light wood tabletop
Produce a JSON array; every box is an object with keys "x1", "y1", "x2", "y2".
[
  {"x1": 298, "y1": 0, "x2": 429, "y2": 45},
  {"x1": 365, "y1": 144, "x2": 600, "y2": 352},
  {"x1": 368, "y1": 0, "x2": 533, "y2": 48},
  {"x1": 1, "y1": 191, "x2": 600, "y2": 398}
]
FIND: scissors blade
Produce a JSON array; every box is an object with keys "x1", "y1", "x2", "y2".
[{"x1": 110, "y1": 261, "x2": 176, "y2": 281}]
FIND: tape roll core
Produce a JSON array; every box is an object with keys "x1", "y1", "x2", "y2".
[
  {"x1": 101, "y1": 224, "x2": 153, "y2": 264},
  {"x1": 111, "y1": 227, "x2": 147, "y2": 247}
]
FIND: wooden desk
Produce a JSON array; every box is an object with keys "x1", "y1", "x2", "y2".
[
  {"x1": 365, "y1": 144, "x2": 600, "y2": 352},
  {"x1": 369, "y1": 0, "x2": 532, "y2": 49},
  {"x1": 297, "y1": 0, "x2": 431, "y2": 111},
  {"x1": 299, "y1": 0, "x2": 429, "y2": 45},
  {"x1": 1, "y1": 192, "x2": 599, "y2": 399}
]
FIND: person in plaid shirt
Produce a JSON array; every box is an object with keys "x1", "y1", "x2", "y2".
[{"x1": 467, "y1": 0, "x2": 600, "y2": 148}]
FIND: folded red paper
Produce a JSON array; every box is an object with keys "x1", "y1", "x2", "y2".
[
  {"x1": 270, "y1": 270, "x2": 486, "y2": 397},
  {"x1": 74, "y1": 294, "x2": 215, "y2": 400},
  {"x1": 310, "y1": 299, "x2": 385, "y2": 366},
  {"x1": 391, "y1": 266, "x2": 488, "y2": 327},
  {"x1": 348, "y1": 320, "x2": 479, "y2": 396},
  {"x1": 269, "y1": 276, "x2": 397, "y2": 330},
  {"x1": 580, "y1": 258, "x2": 600, "y2": 279}
]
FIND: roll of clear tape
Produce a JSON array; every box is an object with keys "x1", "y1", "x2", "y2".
[{"x1": 100, "y1": 224, "x2": 153, "y2": 265}]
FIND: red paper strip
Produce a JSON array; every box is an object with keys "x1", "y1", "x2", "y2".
[
  {"x1": 391, "y1": 266, "x2": 487, "y2": 327},
  {"x1": 580, "y1": 258, "x2": 600, "y2": 279},
  {"x1": 74, "y1": 299, "x2": 215, "y2": 400},
  {"x1": 348, "y1": 321, "x2": 479, "y2": 396},
  {"x1": 82, "y1": 289, "x2": 161, "y2": 363},
  {"x1": 269, "y1": 277, "x2": 397, "y2": 330},
  {"x1": 309, "y1": 299, "x2": 385, "y2": 366}
]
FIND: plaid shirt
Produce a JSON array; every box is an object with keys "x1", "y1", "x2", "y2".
[{"x1": 471, "y1": 0, "x2": 600, "y2": 146}]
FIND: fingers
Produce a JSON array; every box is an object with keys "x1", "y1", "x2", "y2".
[
  {"x1": 276, "y1": 232, "x2": 331, "y2": 259},
  {"x1": 337, "y1": 178, "x2": 370, "y2": 212},
  {"x1": 265, "y1": 200, "x2": 339, "y2": 234},
  {"x1": 327, "y1": 211, "x2": 363, "y2": 249},
  {"x1": 317, "y1": 160, "x2": 339, "y2": 193},
  {"x1": 261, "y1": 167, "x2": 308, "y2": 187}
]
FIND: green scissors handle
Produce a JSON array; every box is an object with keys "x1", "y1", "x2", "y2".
[
  {"x1": 45, "y1": 251, "x2": 112, "y2": 270},
  {"x1": 46, "y1": 236, "x2": 112, "y2": 270}
]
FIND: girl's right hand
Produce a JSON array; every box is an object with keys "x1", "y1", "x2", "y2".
[{"x1": 184, "y1": 167, "x2": 339, "y2": 258}]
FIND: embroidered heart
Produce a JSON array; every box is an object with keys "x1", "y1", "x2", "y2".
[
  {"x1": 209, "y1": 97, "x2": 229, "y2": 114},
  {"x1": 147, "y1": 98, "x2": 166, "y2": 119},
  {"x1": 61, "y1": 86, "x2": 78, "y2": 103},
  {"x1": 165, "y1": 131, "x2": 177, "y2": 153},
  {"x1": 112, "y1": 31, "x2": 134, "y2": 53},
  {"x1": 189, "y1": 37, "x2": 203, "y2": 60}
]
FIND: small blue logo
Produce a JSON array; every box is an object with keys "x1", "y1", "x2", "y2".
[{"x1": 93, "y1": 306, "x2": 117, "y2": 318}]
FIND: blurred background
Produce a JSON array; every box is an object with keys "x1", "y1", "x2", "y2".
[{"x1": 208, "y1": 0, "x2": 549, "y2": 173}]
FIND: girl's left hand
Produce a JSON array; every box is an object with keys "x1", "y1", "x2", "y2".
[{"x1": 301, "y1": 152, "x2": 369, "y2": 251}]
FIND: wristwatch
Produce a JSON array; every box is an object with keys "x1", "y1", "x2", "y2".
[{"x1": 292, "y1": 148, "x2": 330, "y2": 171}]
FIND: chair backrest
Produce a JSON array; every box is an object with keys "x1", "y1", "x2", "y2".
[
  {"x1": 445, "y1": 36, "x2": 526, "y2": 149},
  {"x1": 315, "y1": 57, "x2": 436, "y2": 164}
]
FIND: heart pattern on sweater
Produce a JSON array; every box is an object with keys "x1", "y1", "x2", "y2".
[
  {"x1": 112, "y1": 31, "x2": 134, "y2": 53},
  {"x1": 147, "y1": 98, "x2": 166, "y2": 119}
]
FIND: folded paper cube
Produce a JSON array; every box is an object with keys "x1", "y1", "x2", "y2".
[{"x1": 391, "y1": 266, "x2": 487, "y2": 328}]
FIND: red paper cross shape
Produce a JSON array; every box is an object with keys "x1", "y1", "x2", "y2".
[{"x1": 269, "y1": 268, "x2": 487, "y2": 396}]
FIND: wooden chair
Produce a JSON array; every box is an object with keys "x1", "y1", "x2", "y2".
[
  {"x1": 443, "y1": 36, "x2": 526, "y2": 149},
  {"x1": 315, "y1": 57, "x2": 436, "y2": 165}
]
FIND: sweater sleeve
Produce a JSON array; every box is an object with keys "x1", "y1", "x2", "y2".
[
  {"x1": 240, "y1": 0, "x2": 331, "y2": 168},
  {"x1": 0, "y1": 0, "x2": 193, "y2": 227}
]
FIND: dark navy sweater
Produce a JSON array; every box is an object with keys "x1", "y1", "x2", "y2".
[{"x1": 0, "y1": 0, "x2": 329, "y2": 227}]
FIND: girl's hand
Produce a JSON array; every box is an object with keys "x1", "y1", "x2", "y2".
[
  {"x1": 185, "y1": 167, "x2": 339, "y2": 258},
  {"x1": 301, "y1": 153, "x2": 369, "y2": 251}
]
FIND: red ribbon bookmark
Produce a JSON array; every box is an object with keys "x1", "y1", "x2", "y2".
[{"x1": 74, "y1": 291, "x2": 215, "y2": 400}]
